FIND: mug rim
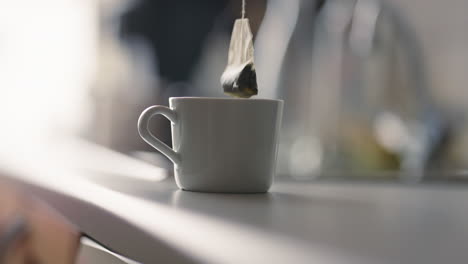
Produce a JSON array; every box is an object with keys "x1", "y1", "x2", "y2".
[{"x1": 169, "y1": 97, "x2": 283, "y2": 103}]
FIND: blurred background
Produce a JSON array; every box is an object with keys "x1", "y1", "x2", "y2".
[{"x1": 1, "y1": 0, "x2": 468, "y2": 182}]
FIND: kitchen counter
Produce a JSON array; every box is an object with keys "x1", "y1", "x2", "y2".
[{"x1": 1, "y1": 139, "x2": 468, "y2": 263}]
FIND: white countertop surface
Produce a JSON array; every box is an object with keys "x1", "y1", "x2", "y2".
[{"x1": 1, "y1": 139, "x2": 468, "y2": 264}]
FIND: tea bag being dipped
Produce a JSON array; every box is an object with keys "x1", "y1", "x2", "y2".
[{"x1": 221, "y1": 18, "x2": 258, "y2": 98}]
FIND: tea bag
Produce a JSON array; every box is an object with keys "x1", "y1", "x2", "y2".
[{"x1": 220, "y1": 18, "x2": 258, "y2": 98}]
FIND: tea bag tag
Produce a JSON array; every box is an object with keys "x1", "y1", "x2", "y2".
[{"x1": 221, "y1": 18, "x2": 258, "y2": 98}]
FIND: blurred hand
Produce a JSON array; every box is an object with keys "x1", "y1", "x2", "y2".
[{"x1": 0, "y1": 183, "x2": 80, "y2": 264}]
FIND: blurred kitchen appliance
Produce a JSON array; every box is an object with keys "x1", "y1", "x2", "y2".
[{"x1": 256, "y1": 0, "x2": 449, "y2": 180}]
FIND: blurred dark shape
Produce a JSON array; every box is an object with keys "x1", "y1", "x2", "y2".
[{"x1": 120, "y1": 0, "x2": 230, "y2": 85}]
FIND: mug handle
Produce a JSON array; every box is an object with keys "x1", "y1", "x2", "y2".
[{"x1": 138, "y1": 105, "x2": 180, "y2": 165}]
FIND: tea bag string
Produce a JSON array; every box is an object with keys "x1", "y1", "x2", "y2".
[
  {"x1": 240, "y1": 0, "x2": 247, "y2": 61},
  {"x1": 242, "y1": 0, "x2": 246, "y2": 19}
]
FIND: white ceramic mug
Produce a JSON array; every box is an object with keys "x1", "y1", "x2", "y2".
[{"x1": 138, "y1": 97, "x2": 283, "y2": 193}]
